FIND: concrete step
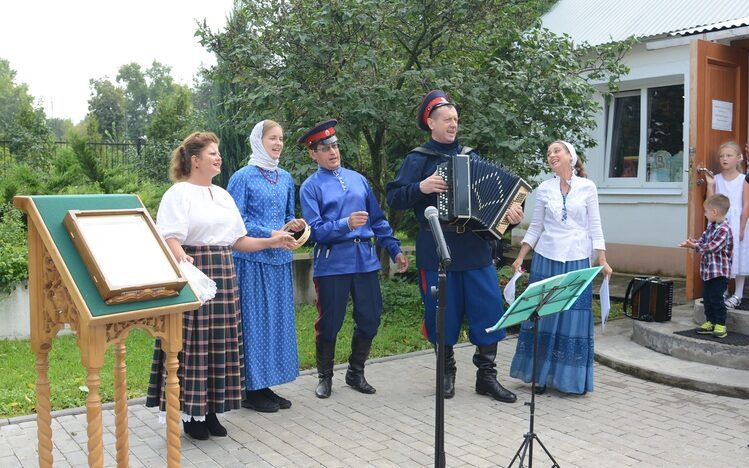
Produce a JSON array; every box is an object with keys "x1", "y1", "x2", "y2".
[
  {"x1": 632, "y1": 305, "x2": 749, "y2": 370},
  {"x1": 595, "y1": 318, "x2": 749, "y2": 399},
  {"x1": 692, "y1": 299, "x2": 749, "y2": 335}
]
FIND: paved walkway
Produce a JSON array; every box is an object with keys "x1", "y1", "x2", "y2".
[{"x1": 1, "y1": 335, "x2": 748, "y2": 467}]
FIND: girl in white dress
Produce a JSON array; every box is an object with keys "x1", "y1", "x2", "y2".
[{"x1": 706, "y1": 141, "x2": 749, "y2": 308}]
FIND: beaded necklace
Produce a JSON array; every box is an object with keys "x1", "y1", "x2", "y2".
[
  {"x1": 257, "y1": 166, "x2": 279, "y2": 184},
  {"x1": 560, "y1": 179, "x2": 571, "y2": 224}
]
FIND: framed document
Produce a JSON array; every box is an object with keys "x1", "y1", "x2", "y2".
[{"x1": 64, "y1": 208, "x2": 187, "y2": 304}]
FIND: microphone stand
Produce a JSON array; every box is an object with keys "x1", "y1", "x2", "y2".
[{"x1": 431, "y1": 240, "x2": 451, "y2": 468}]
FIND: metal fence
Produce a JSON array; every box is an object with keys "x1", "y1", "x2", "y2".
[{"x1": 0, "y1": 139, "x2": 148, "y2": 172}]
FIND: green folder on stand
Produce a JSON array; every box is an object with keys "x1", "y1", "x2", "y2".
[{"x1": 486, "y1": 266, "x2": 603, "y2": 332}]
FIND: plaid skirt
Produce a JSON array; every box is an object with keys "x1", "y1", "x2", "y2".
[{"x1": 145, "y1": 245, "x2": 245, "y2": 416}]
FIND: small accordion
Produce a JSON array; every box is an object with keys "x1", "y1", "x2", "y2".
[
  {"x1": 437, "y1": 154, "x2": 531, "y2": 240},
  {"x1": 623, "y1": 276, "x2": 673, "y2": 322}
]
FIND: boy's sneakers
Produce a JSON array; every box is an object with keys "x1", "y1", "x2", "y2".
[
  {"x1": 724, "y1": 295, "x2": 741, "y2": 308},
  {"x1": 713, "y1": 324, "x2": 728, "y2": 338},
  {"x1": 697, "y1": 321, "x2": 714, "y2": 334}
]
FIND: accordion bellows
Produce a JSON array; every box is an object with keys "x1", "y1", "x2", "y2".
[{"x1": 437, "y1": 154, "x2": 531, "y2": 240}]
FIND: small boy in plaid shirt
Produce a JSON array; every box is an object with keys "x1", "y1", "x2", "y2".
[{"x1": 680, "y1": 194, "x2": 733, "y2": 338}]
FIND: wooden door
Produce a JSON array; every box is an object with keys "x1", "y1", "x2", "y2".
[{"x1": 688, "y1": 40, "x2": 748, "y2": 299}]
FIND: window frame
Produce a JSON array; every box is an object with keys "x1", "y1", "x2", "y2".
[{"x1": 604, "y1": 80, "x2": 686, "y2": 188}]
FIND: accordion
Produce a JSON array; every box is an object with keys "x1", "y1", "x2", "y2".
[
  {"x1": 437, "y1": 154, "x2": 531, "y2": 240},
  {"x1": 623, "y1": 276, "x2": 673, "y2": 322}
]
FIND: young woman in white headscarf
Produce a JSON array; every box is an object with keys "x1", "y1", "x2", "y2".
[
  {"x1": 227, "y1": 120, "x2": 306, "y2": 412},
  {"x1": 509, "y1": 140, "x2": 613, "y2": 395}
]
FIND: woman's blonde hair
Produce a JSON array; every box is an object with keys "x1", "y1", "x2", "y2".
[
  {"x1": 263, "y1": 119, "x2": 282, "y2": 136},
  {"x1": 168, "y1": 131, "x2": 220, "y2": 181}
]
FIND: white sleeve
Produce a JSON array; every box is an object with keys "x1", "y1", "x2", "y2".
[
  {"x1": 522, "y1": 183, "x2": 546, "y2": 248},
  {"x1": 156, "y1": 185, "x2": 189, "y2": 243},
  {"x1": 226, "y1": 197, "x2": 248, "y2": 245},
  {"x1": 587, "y1": 182, "x2": 606, "y2": 251}
]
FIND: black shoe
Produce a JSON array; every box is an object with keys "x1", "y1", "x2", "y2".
[
  {"x1": 316, "y1": 376, "x2": 332, "y2": 399},
  {"x1": 534, "y1": 385, "x2": 547, "y2": 395},
  {"x1": 205, "y1": 412, "x2": 227, "y2": 437},
  {"x1": 443, "y1": 345, "x2": 456, "y2": 399},
  {"x1": 345, "y1": 369, "x2": 376, "y2": 394},
  {"x1": 345, "y1": 335, "x2": 376, "y2": 394},
  {"x1": 473, "y1": 344, "x2": 517, "y2": 403},
  {"x1": 444, "y1": 372, "x2": 456, "y2": 399},
  {"x1": 183, "y1": 418, "x2": 210, "y2": 440},
  {"x1": 476, "y1": 377, "x2": 517, "y2": 403},
  {"x1": 262, "y1": 388, "x2": 292, "y2": 409},
  {"x1": 242, "y1": 390, "x2": 280, "y2": 412},
  {"x1": 315, "y1": 340, "x2": 335, "y2": 399}
]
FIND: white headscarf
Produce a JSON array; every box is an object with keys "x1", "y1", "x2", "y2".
[
  {"x1": 559, "y1": 140, "x2": 578, "y2": 176},
  {"x1": 247, "y1": 120, "x2": 280, "y2": 170}
]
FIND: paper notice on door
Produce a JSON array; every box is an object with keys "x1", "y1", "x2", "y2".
[{"x1": 712, "y1": 100, "x2": 733, "y2": 131}]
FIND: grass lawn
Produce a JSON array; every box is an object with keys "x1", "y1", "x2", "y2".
[{"x1": 0, "y1": 277, "x2": 623, "y2": 419}]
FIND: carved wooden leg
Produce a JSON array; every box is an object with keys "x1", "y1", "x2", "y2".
[
  {"x1": 34, "y1": 344, "x2": 53, "y2": 468},
  {"x1": 80, "y1": 327, "x2": 106, "y2": 468},
  {"x1": 113, "y1": 341, "x2": 129, "y2": 468},
  {"x1": 85, "y1": 364, "x2": 104, "y2": 468},
  {"x1": 165, "y1": 349, "x2": 181, "y2": 468},
  {"x1": 163, "y1": 313, "x2": 183, "y2": 468}
]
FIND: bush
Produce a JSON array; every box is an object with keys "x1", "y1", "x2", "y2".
[
  {"x1": 0, "y1": 203, "x2": 28, "y2": 295},
  {"x1": 0, "y1": 163, "x2": 49, "y2": 204}
]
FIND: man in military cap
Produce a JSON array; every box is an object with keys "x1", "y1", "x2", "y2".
[
  {"x1": 386, "y1": 90, "x2": 522, "y2": 404},
  {"x1": 299, "y1": 119, "x2": 409, "y2": 399}
]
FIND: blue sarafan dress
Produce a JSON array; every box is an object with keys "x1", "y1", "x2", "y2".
[
  {"x1": 509, "y1": 175, "x2": 606, "y2": 395},
  {"x1": 509, "y1": 255, "x2": 594, "y2": 394},
  {"x1": 227, "y1": 165, "x2": 299, "y2": 391}
]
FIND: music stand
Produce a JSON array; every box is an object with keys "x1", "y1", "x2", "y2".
[{"x1": 486, "y1": 266, "x2": 602, "y2": 468}]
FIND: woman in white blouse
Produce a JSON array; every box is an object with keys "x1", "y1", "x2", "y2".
[
  {"x1": 145, "y1": 131, "x2": 296, "y2": 440},
  {"x1": 509, "y1": 140, "x2": 612, "y2": 395}
]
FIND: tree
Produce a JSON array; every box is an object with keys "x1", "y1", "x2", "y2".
[
  {"x1": 146, "y1": 84, "x2": 194, "y2": 142},
  {"x1": 117, "y1": 63, "x2": 149, "y2": 140},
  {"x1": 145, "y1": 61, "x2": 176, "y2": 108},
  {"x1": 197, "y1": 0, "x2": 630, "y2": 206},
  {"x1": 47, "y1": 117, "x2": 74, "y2": 140},
  {"x1": 0, "y1": 58, "x2": 53, "y2": 166},
  {"x1": 88, "y1": 78, "x2": 126, "y2": 142}
]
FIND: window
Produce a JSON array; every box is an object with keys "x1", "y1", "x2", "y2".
[{"x1": 607, "y1": 84, "x2": 684, "y2": 183}]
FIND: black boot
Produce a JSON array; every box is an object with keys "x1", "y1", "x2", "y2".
[
  {"x1": 443, "y1": 345, "x2": 456, "y2": 399},
  {"x1": 345, "y1": 335, "x2": 376, "y2": 394},
  {"x1": 242, "y1": 389, "x2": 280, "y2": 412},
  {"x1": 205, "y1": 412, "x2": 227, "y2": 437},
  {"x1": 473, "y1": 344, "x2": 517, "y2": 403},
  {"x1": 183, "y1": 417, "x2": 210, "y2": 440},
  {"x1": 261, "y1": 388, "x2": 292, "y2": 409},
  {"x1": 315, "y1": 340, "x2": 336, "y2": 399}
]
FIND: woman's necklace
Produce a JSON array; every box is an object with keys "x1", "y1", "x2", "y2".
[
  {"x1": 560, "y1": 179, "x2": 571, "y2": 223},
  {"x1": 258, "y1": 166, "x2": 279, "y2": 184}
]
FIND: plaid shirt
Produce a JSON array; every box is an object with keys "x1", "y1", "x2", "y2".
[{"x1": 696, "y1": 219, "x2": 733, "y2": 280}]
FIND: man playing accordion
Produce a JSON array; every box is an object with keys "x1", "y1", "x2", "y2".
[{"x1": 386, "y1": 89, "x2": 522, "y2": 404}]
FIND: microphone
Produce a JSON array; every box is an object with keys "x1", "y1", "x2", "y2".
[{"x1": 424, "y1": 206, "x2": 451, "y2": 267}]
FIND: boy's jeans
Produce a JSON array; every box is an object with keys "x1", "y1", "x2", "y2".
[{"x1": 703, "y1": 276, "x2": 728, "y2": 326}]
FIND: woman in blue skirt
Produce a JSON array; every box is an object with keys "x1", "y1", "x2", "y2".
[
  {"x1": 227, "y1": 120, "x2": 306, "y2": 412},
  {"x1": 509, "y1": 141, "x2": 612, "y2": 395}
]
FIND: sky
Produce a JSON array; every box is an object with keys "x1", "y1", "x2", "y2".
[{"x1": 0, "y1": 0, "x2": 236, "y2": 123}]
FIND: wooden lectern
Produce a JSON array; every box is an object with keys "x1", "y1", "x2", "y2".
[{"x1": 14, "y1": 195, "x2": 201, "y2": 468}]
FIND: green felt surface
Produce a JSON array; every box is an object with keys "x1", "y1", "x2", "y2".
[{"x1": 30, "y1": 195, "x2": 197, "y2": 317}]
